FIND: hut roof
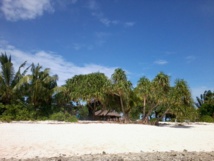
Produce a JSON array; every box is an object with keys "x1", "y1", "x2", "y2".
[{"x1": 95, "y1": 110, "x2": 121, "y2": 117}]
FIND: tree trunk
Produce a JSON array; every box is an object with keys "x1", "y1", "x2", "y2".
[
  {"x1": 142, "y1": 104, "x2": 158, "y2": 124},
  {"x1": 143, "y1": 97, "x2": 146, "y2": 118},
  {"x1": 88, "y1": 104, "x2": 94, "y2": 120},
  {"x1": 123, "y1": 112, "x2": 129, "y2": 123},
  {"x1": 119, "y1": 96, "x2": 129, "y2": 123},
  {"x1": 155, "y1": 107, "x2": 170, "y2": 125}
]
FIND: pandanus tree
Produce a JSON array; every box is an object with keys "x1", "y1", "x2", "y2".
[
  {"x1": 110, "y1": 68, "x2": 133, "y2": 123},
  {"x1": 141, "y1": 72, "x2": 170, "y2": 124},
  {"x1": 0, "y1": 53, "x2": 29, "y2": 104},
  {"x1": 172, "y1": 79, "x2": 192, "y2": 120},
  {"x1": 156, "y1": 87, "x2": 177, "y2": 122},
  {"x1": 84, "y1": 73, "x2": 110, "y2": 119},
  {"x1": 154, "y1": 79, "x2": 193, "y2": 124},
  {"x1": 135, "y1": 76, "x2": 151, "y2": 118},
  {"x1": 66, "y1": 72, "x2": 110, "y2": 119}
]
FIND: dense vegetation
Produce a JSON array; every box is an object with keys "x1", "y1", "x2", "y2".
[
  {"x1": 0, "y1": 53, "x2": 213, "y2": 123},
  {"x1": 195, "y1": 90, "x2": 214, "y2": 122}
]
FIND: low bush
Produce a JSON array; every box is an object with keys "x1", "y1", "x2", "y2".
[
  {"x1": 200, "y1": 115, "x2": 214, "y2": 123},
  {"x1": 65, "y1": 115, "x2": 78, "y2": 122},
  {"x1": 0, "y1": 103, "x2": 78, "y2": 122},
  {"x1": 0, "y1": 115, "x2": 13, "y2": 122},
  {"x1": 0, "y1": 104, "x2": 32, "y2": 122},
  {"x1": 50, "y1": 112, "x2": 78, "y2": 122},
  {"x1": 149, "y1": 118, "x2": 158, "y2": 125},
  {"x1": 50, "y1": 112, "x2": 65, "y2": 121}
]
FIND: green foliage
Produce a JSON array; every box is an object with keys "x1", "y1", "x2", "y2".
[
  {"x1": 129, "y1": 106, "x2": 139, "y2": 121},
  {"x1": 0, "y1": 53, "x2": 205, "y2": 124},
  {"x1": 0, "y1": 53, "x2": 29, "y2": 104},
  {"x1": 25, "y1": 63, "x2": 58, "y2": 108},
  {"x1": 111, "y1": 68, "x2": 133, "y2": 122},
  {"x1": 196, "y1": 90, "x2": 214, "y2": 108},
  {"x1": 149, "y1": 118, "x2": 158, "y2": 125},
  {"x1": 50, "y1": 112, "x2": 65, "y2": 121},
  {"x1": 50, "y1": 112, "x2": 78, "y2": 122},
  {"x1": 199, "y1": 104, "x2": 214, "y2": 117},
  {"x1": 65, "y1": 115, "x2": 78, "y2": 122},
  {"x1": 196, "y1": 90, "x2": 214, "y2": 121},
  {"x1": 66, "y1": 72, "x2": 109, "y2": 102},
  {"x1": 199, "y1": 115, "x2": 214, "y2": 123},
  {"x1": 66, "y1": 72, "x2": 110, "y2": 119},
  {"x1": 78, "y1": 106, "x2": 89, "y2": 120},
  {"x1": 0, "y1": 103, "x2": 32, "y2": 121}
]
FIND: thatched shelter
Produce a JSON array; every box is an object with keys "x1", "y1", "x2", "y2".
[{"x1": 95, "y1": 110, "x2": 121, "y2": 121}]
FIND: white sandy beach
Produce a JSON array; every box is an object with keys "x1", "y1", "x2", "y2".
[{"x1": 0, "y1": 121, "x2": 214, "y2": 159}]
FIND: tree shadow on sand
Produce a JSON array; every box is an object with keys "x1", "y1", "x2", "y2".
[
  {"x1": 170, "y1": 124, "x2": 194, "y2": 129},
  {"x1": 158, "y1": 123, "x2": 194, "y2": 128}
]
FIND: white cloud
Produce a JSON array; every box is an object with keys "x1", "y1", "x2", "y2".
[
  {"x1": 124, "y1": 22, "x2": 135, "y2": 27},
  {"x1": 0, "y1": 43, "x2": 116, "y2": 86},
  {"x1": 154, "y1": 60, "x2": 168, "y2": 65},
  {"x1": 87, "y1": 0, "x2": 135, "y2": 28},
  {"x1": 0, "y1": 0, "x2": 54, "y2": 21},
  {"x1": 92, "y1": 12, "x2": 119, "y2": 27},
  {"x1": 100, "y1": 18, "x2": 119, "y2": 27},
  {"x1": 100, "y1": 18, "x2": 111, "y2": 26}
]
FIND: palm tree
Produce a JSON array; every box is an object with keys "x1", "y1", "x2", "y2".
[
  {"x1": 195, "y1": 90, "x2": 214, "y2": 118},
  {"x1": 0, "y1": 53, "x2": 29, "y2": 104},
  {"x1": 24, "y1": 64, "x2": 58, "y2": 110},
  {"x1": 196, "y1": 90, "x2": 214, "y2": 108}
]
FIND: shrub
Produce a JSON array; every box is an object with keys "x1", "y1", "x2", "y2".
[
  {"x1": 50, "y1": 112, "x2": 78, "y2": 122},
  {"x1": 0, "y1": 104, "x2": 32, "y2": 121},
  {"x1": 50, "y1": 112, "x2": 65, "y2": 121},
  {"x1": 0, "y1": 115, "x2": 13, "y2": 122},
  {"x1": 200, "y1": 115, "x2": 214, "y2": 123},
  {"x1": 66, "y1": 115, "x2": 78, "y2": 122},
  {"x1": 149, "y1": 118, "x2": 158, "y2": 125}
]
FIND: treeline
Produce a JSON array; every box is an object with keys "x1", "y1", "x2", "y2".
[
  {"x1": 0, "y1": 53, "x2": 213, "y2": 123},
  {"x1": 0, "y1": 53, "x2": 77, "y2": 122}
]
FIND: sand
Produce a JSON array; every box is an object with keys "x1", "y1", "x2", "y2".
[{"x1": 0, "y1": 121, "x2": 214, "y2": 160}]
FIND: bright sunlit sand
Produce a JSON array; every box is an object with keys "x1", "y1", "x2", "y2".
[{"x1": 0, "y1": 121, "x2": 214, "y2": 159}]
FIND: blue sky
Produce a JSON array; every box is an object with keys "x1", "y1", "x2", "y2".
[{"x1": 0, "y1": 0, "x2": 213, "y2": 100}]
